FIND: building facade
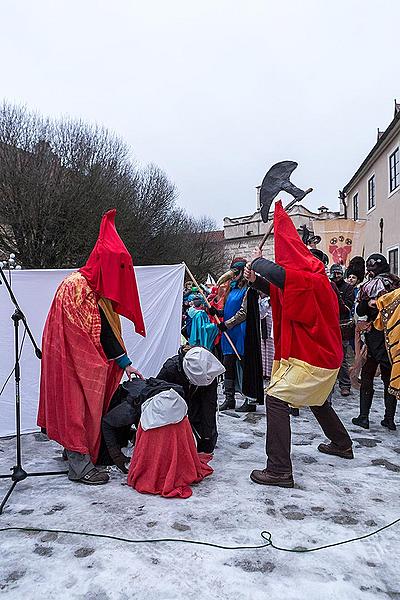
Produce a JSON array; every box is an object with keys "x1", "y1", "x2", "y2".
[
  {"x1": 223, "y1": 200, "x2": 340, "y2": 264},
  {"x1": 343, "y1": 101, "x2": 400, "y2": 275}
]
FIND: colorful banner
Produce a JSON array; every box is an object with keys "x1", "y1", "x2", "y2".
[{"x1": 312, "y1": 219, "x2": 366, "y2": 267}]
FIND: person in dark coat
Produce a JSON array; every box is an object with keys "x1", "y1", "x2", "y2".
[
  {"x1": 156, "y1": 345, "x2": 225, "y2": 452},
  {"x1": 329, "y1": 264, "x2": 355, "y2": 397},
  {"x1": 352, "y1": 254, "x2": 400, "y2": 431},
  {"x1": 101, "y1": 345, "x2": 225, "y2": 471}
]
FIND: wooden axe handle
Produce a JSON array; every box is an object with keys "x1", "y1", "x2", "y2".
[{"x1": 258, "y1": 188, "x2": 313, "y2": 250}]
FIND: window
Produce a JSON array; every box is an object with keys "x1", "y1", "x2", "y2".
[
  {"x1": 389, "y1": 147, "x2": 399, "y2": 193},
  {"x1": 367, "y1": 175, "x2": 376, "y2": 210},
  {"x1": 388, "y1": 248, "x2": 399, "y2": 276},
  {"x1": 353, "y1": 193, "x2": 359, "y2": 220}
]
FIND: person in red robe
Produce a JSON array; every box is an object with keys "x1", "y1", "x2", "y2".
[
  {"x1": 37, "y1": 209, "x2": 145, "y2": 485},
  {"x1": 127, "y1": 389, "x2": 213, "y2": 498},
  {"x1": 244, "y1": 201, "x2": 353, "y2": 488}
]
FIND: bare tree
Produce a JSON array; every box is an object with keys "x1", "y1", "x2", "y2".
[
  {"x1": 0, "y1": 102, "x2": 134, "y2": 267},
  {"x1": 184, "y1": 215, "x2": 226, "y2": 281},
  {"x1": 0, "y1": 101, "x2": 226, "y2": 278}
]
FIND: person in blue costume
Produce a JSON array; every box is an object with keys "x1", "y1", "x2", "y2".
[
  {"x1": 215, "y1": 258, "x2": 254, "y2": 412},
  {"x1": 187, "y1": 296, "x2": 219, "y2": 350}
]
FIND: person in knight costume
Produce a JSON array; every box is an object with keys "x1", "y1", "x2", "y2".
[
  {"x1": 37, "y1": 209, "x2": 146, "y2": 485},
  {"x1": 244, "y1": 201, "x2": 353, "y2": 488},
  {"x1": 352, "y1": 253, "x2": 400, "y2": 431}
]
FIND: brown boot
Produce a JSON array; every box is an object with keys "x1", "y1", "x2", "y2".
[
  {"x1": 76, "y1": 468, "x2": 110, "y2": 485},
  {"x1": 250, "y1": 468, "x2": 294, "y2": 488},
  {"x1": 317, "y1": 443, "x2": 354, "y2": 459}
]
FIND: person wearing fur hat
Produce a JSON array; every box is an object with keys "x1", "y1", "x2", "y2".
[
  {"x1": 346, "y1": 256, "x2": 365, "y2": 288},
  {"x1": 352, "y1": 254, "x2": 400, "y2": 431}
]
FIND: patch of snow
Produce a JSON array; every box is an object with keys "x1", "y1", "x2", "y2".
[{"x1": 0, "y1": 383, "x2": 399, "y2": 599}]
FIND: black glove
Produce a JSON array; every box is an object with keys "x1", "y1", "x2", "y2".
[
  {"x1": 208, "y1": 305, "x2": 218, "y2": 316},
  {"x1": 218, "y1": 321, "x2": 227, "y2": 332}
]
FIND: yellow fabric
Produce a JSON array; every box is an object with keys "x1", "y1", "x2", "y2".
[
  {"x1": 267, "y1": 357, "x2": 338, "y2": 408},
  {"x1": 375, "y1": 289, "x2": 400, "y2": 399},
  {"x1": 98, "y1": 297, "x2": 126, "y2": 353}
]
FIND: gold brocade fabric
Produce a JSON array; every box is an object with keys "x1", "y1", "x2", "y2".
[
  {"x1": 375, "y1": 289, "x2": 400, "y2": 399},
  {"x1": 55, "y1": 272, "x2": 102, "y2": 344},
  {"x1": 98, "y1": 297, "x2": 126, "y2": 352},
  {"x1": 268, "y1": 358, "x2": 339, "y2": 408}
]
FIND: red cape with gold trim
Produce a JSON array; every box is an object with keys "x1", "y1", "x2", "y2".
[{"x1": 38, "y1": 210, "x2": 145, "y2": 462}]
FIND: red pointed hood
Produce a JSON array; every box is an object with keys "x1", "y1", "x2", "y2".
[
  {"x1": 79, "y1": 209, "x2": 146, "y2": 336},
  {"x1": 274, "y1": 201, "x2": 325, "y2": 275}
]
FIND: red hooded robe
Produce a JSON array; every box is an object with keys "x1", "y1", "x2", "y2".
[
  {"x1": 267, "y1": 201, "x2": 342, "y2": 407},
  {"x1": 37, "y1": 210, "x2": 145, "y2": 462}
]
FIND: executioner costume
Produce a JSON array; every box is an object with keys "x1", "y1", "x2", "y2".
[
  {"x1": 248, "y1": 201, "x2": 353, "y2": 488},
  {"x1": 37, "y1": 210, "x2": 145, "y2": 484}
]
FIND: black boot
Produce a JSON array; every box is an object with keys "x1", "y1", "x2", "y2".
[
  {"x1": 219, "y1": 379, "x2": 236, "y2": 411},
  {"x1": 236, "y1": 399, "x2": 256, "y2": 413},
  {"x1": 107, "y1": 447, "x2": 130, "y2": 474},
  {"x1": 352, "y1": 387, "x2": 374, "y2": 429},
  {"x1": 381, "y1": 394, "x2": 397, "y2": 431}
]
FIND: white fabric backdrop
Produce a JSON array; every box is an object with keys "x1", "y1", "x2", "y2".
[{"x1": 0, "y1": 264, "x2": 184, "y2": 437}]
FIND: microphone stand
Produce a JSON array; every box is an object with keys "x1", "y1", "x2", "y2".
[{"x1": 0, "y1": 265, "x2": 67, "y2": 515}]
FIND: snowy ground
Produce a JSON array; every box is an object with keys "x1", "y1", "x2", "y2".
[{"x1": 0, "y1": 383, "x2": 399, "y2": 600}]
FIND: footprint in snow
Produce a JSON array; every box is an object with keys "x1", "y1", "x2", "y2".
[
  {"x1": 74, "y1": 547, "x2": 95, "y2": 558},
  {"x1": 171, "y1": 522, "x2": 191, "y2": 532}
]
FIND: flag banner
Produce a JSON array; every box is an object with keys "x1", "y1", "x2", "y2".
[{"x1": 312, "y1": 219, "x2": 366, "y2": 267}]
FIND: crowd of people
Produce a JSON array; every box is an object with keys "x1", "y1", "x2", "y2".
[{"x1": 37, "y1": 205, "x2": 400, "y2": 497}]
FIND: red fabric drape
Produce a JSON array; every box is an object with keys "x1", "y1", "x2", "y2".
[
  {"x1": 127, "y1": 418, "x2": 213, "y2": 498},
  {"x1": 270, "y1": 201, "x2": 342, "y2": 369},
  {"x1": 37, "y1": 272, "x2": 122, "y2": 463}
]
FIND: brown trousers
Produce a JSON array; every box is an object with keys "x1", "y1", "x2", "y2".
[{"x1": 265, "y1": 394, "x2": 352, "y2": 475}]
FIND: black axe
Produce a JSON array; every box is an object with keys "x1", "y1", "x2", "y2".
[{"x1": 258, "y1": 161, "x2": 313, "y2": 249}]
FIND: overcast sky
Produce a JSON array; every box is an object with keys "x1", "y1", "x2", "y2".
[{"x1": 1, "y1": 0, "x2": 399, "y2": 226}]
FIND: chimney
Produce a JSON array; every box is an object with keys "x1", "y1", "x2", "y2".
[
  {"x1": 377, "y1": 128, "x2": 385, "y2": 141},
  {"x1": 395, "y1": 99, "x2": 400, "y2": 116},
  {"x1": 256, "y1": 185, "x2": 261, "y2": 210}
]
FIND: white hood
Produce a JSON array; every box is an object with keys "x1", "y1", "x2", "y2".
[
  {"x1": 183, "y1": 347, "x2": 225, "y2": 387},
  {"x1": 140, "y1": 389, "x2": 188, "y2": 431}
]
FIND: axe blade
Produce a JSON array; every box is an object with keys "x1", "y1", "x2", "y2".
[{"x1": 259, "y1": 160, "x2": 309, "y2": 223}]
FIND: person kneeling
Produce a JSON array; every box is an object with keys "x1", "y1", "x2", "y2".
[
  {"x1": 156, "y1": 345, "x2": 225, "y2": 453},
  {"x1": 101, "y1": 346, "x2": 225, "y2": 471},
  {"x1": 127, "y1": 389, "x2": 213, "y2": 498}
]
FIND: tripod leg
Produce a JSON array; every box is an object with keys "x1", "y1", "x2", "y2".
[
  {"x1": 0, "y1": 480, "x2": 18, "y2": 515},
  {"x1": 27, "y1": 470, "x2": 68, "y2": 477}
]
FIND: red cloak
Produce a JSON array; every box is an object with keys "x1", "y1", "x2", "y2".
[
  {"x1": 37, "y1": 273, "x2": 122, "y2": 462},
  {"x1": 267, "y1": 202, "x2": 342, "y2": 407},
  {"x1": 38, "y1": 210, "x2": 145, "y2": 461}
]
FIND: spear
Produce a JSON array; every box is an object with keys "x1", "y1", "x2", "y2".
[{"x1": 184, "y1": 263, "x2": 241, "y2": 361}]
